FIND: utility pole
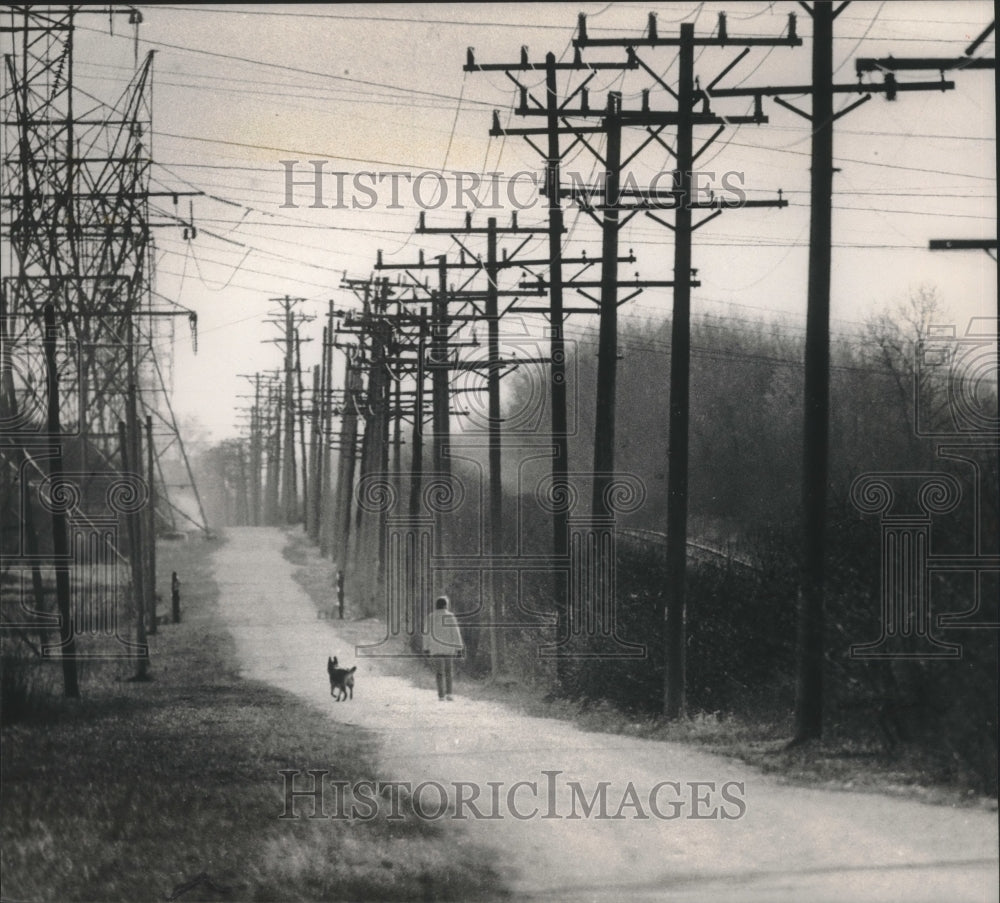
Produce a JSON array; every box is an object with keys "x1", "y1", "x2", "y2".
[
  {"x1": 264, "y1": 296, "x2": 311, "y2": 525},
  {"x1": 43, "y1": 304, "x2": 80, "y2": 697},
  {"x1": 670, "y1": 1, "x2": 955, "y2": 738},
  {"x1": 410, "y1": 308, "x2": 428, "y2": 519},
  {"x1": 334, "y1": 343, "x2": 362, "y2": 580},
  {"x1": 119, "y1": 418, "x2": 148, "y2": 681},
  {"x1": 575, "y1": 8, "x2": 798, "y2": 718},
  {"x1": 341, "y1": 278, "x2": 389, "y2": 603},
  {"x1": 377, "y1": 224, "x2": 549, "y2": 674},
  {"x1": 412, "y1": 214, "x2": 549, "y2": 674},
  {"x1": 578, "y1": 4, "x2": 952, "y2": 725},
  {"x1": 373, "y1": 251, "x2": 467, "y2": 574},
  {"x1": 146, "y1": 414, "x2": 157, "y2": 634},
  {"x1": 264, "y1": 379, "x2": 282, "y2": 525},
  {"x1": 237, "y1": 372, "x2": 265, "y2": 525},
  {"x1": 296, "y1": 329, "x2": 310, "y2": 533},
  {"x1": 467, "y1": 45, "x2": 638, "y2": 683},
  {"x1": 798, "y1": 0, "x2": 835, "y2": 742},
  {"x1": 664, "y1": 23, "x2": 697, "y2": 720},
  {"x1": 308, "y1": 359, "x2": 322, "y2": 540},
  {"x1": 545, "y1": 52, "x2": 570, "y2": 683},
  {"x1": 319, "y1": 302, "x2": 337, "y2": 557},
  {"x1": 592, "y1": 93, "x2": 623, "y2": 522},
  {"x1": 283, "y1": 299, "x2": 297, "y2": 523},
  {"x1": 486, "y1": 218, "x2": 504, "y2": 672},
  {"x1": 433, "y1": 257, "x2": 452, "y2": 485}
]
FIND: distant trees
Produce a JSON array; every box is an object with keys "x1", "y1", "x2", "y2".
[{"x1": 497, "y1": 288, "x2": 996, "y2": 791}]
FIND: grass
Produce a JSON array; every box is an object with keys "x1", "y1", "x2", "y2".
[
  {"x1": 281, "y1": 527, "x2": 998, "y2": 813},
  {"x1": 1, "y1": 530, "x2": 507, "y2": 903}
]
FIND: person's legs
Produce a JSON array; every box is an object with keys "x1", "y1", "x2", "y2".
[
  {"x1": 444, "y1": 656, "x2": 453, "y2": 698},
  {"x1": 435, "y1": 655, "x2": 446, "y2": 699}
]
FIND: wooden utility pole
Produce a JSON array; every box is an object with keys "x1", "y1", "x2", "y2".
[
  {"x1": 663, "y1": 23, "x2": 697, "y2": 720},
  {"x1": 118, "y1": 418, "x2": 148, "y2": 682},
  {"x1": 264, "y1": 381, "x2": 281, "y2": 525},
  {"x1": 544, "y1": 52, "x2": 570, "y2": 684},
  {"x1": 335, "y1": 348, "x2": 361, "y2": 576},
  {"x1": 239, "y1": 372, "x2": 264, "y2": 525},
  {"x1": 319, "y1": 302, "x2": 337, "y2": 557},
  {"x1": 577, "y1": 4, "x2": 951, "y2": 724},
  {"x1": 296, "y1": 329, "x2": 310, "y2": 532},
  {"x1": 467, "y1": 47, "x2": 637, "y2": 683},
  {"x1": 281, "y1": 295, "x2": 298, "y2": 524},
  {"x1": 308, "y1": 360, "x2": 322, "y2": 540},
  {"x1": 485, "y1": 218, "x2": 503, "y2": 673},
  {"x1": 146, "y1": 414, "x2": 157, "y2": 634},
  {"x1": 409, "y1": 308, "x2": 428, "y2": 518},
  {"x1": 283, "y1": 300, "x2": 296, "y2": 523},
  {"x1": 796, "y1": 0, "x2": 835, "y2": 743},
  {"x1": 263, "y1": 296, "x2": 311, "y2": 524},
  {"x1": 591, "y1": 93, "x2": 623, "y2": 521},
  {"x1": 690, "y1": 2, "x2": 953, "y2": 738},
  {"x1": 254, "y1": 375, "x2": 263, "y2": 525},
  {"x1": 432, "y1": 257, "x2": 452, "y2": 483},
  {"x1": 411, "y1": 217, "x2": 548, "y2": 673},
  {"x1": 43, "y1": 304, "x2": 80, "y2": 697}
]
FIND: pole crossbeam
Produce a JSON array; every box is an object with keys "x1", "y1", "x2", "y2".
[{"x1": 574, "y1": 11, "x2": 801, "y2": 48}]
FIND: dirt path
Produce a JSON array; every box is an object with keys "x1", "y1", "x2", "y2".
[{"x1": 215, "y1": 527, "x2": 998, "y2": 903}]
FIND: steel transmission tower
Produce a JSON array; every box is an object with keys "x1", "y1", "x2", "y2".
[{"x1": 1, "y1": 5, "x2": 206, "y2": 532}]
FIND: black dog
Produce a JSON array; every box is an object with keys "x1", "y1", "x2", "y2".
[{"x1": 327, "y1": 656, "x2": 356, "y2": 702}]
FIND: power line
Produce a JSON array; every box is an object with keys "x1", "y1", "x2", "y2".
[
  {"x1": 77, "y1": 23, "x2": 498, "y2": 108},
  {"x1": 143, "y1": 5, "x2": 635, "y2": 30}
]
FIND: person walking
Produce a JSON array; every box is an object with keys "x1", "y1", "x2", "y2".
[{"x1": 423, "y1": 595, "x2": 464, "y2": 700}]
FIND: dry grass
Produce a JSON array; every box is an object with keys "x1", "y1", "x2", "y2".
[{"x1": 1, "y1": 530, "x2": 506, "y2": 902}]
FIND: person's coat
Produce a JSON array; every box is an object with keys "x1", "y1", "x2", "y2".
[{"x1": 424, "y1": 608, "x2": 464, "y2": 655}]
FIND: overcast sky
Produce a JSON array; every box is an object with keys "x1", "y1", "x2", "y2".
[{"x1": 45, "y1": 2, "x2": 999, "y2": 441}]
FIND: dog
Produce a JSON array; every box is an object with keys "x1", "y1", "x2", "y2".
[{"x1": 327, "y1": 656, "x2": 356, "y2": 702}]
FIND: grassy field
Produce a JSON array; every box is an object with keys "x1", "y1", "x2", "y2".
[
  {"x1": 1, "y1": 531, "x2": 506, "y2": 902},
  {"x1": 281, "y1": 528, "x2": 998, "y2": 812}
]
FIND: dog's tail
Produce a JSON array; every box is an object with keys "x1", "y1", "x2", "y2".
[{"x1": 348, "y1": 666, "x2": 357, "y2": 675}]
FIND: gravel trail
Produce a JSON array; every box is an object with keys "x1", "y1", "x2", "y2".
[{"x1": 215, "y1": 527, "x2": 998, "y2": 903}]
